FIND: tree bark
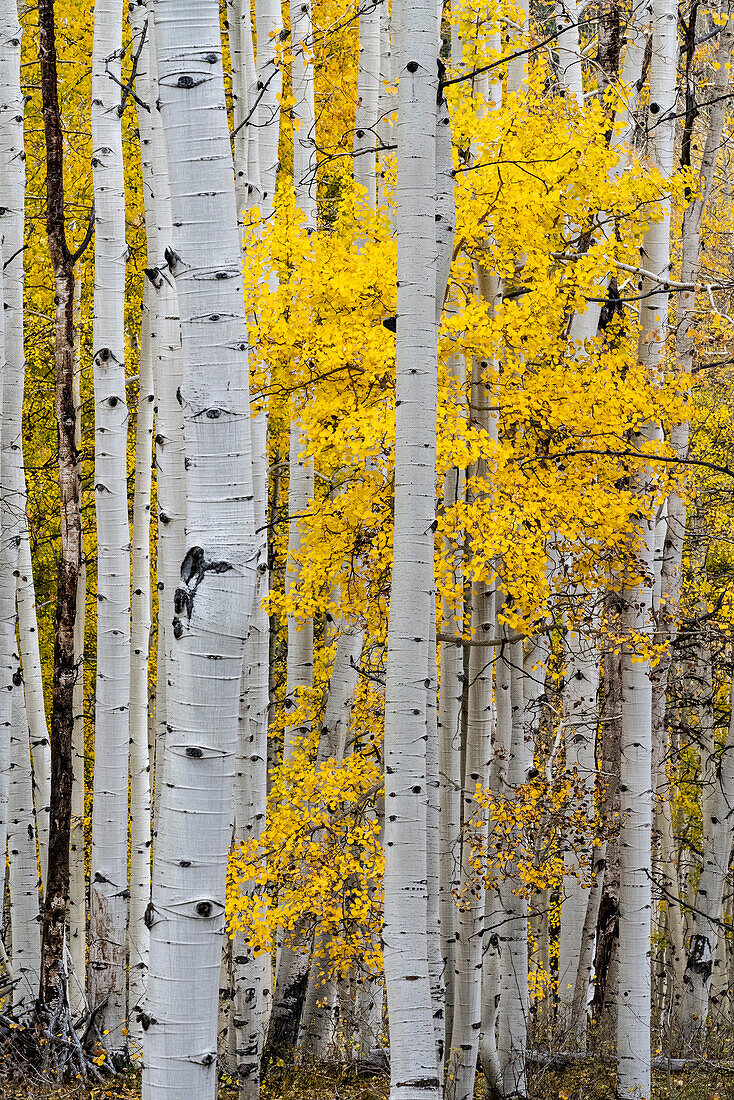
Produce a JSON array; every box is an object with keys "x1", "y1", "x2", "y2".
[
  {"x1": 142, "y1": 0, "x2": 258, "y2": 1094},
  {"x1": 37, "y1": 0, "x2": 83, "y2": 1018}
]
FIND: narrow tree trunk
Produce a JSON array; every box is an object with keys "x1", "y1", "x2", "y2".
[
  {"x1": 88, "y1": 0, "x2": 131, "y2": 1049},
  {"x1": 37, "y1": 0, "x2": 83, "y2": 1019},
  {"x1": 382, "y1": 0, "x2": 442, "y2": 1094},
  {"x1": 616, "y1": 0, "x2": 676, "y2": 1091},
  {"x1": 355, "y1": 0, "x2": 380, "y2": 207},
  {"x1": 7, "y1": 679, "x2": 41, "y2": 1017},
  {"x1": 128, "y1": 283, "x2": 155, "y2": 1057},
  {"x1": 557, "y1": 629, "x2": 598, "y2": 1035},
  {"x1": 17, "y1": 529, "x2": 51, "y2": 884},
  {"x1": 498, "y1": 641, "x2": 530, "y2": 1098},
  {"x1": 69, "y1": 280, "x2": 87, "y2": 1017},
  {"x1": 446, "y1": 582, "x2": 492, "y2": 1100}
]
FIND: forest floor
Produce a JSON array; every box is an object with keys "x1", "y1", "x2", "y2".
[{"x1": 2, "y1": 1060, "x2": 734, "y2": 1099}]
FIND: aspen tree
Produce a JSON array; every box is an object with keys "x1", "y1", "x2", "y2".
[
  {"x1": 617, "y1": 0, "x2": 677, "y2": 1092},
  {"x1": 17, "y1": 530, "x2": 51, "y2": 883},
  {"x1": 446, "y1": 584, "x2": 492, "y2": 1100},
  {"x1": 128, "y1": 286, "x2": 155, "y2": 1056},
  {"x1": 133, "y1": 4, "x2": 186, "y2": 828},
  {"x1": 355, "y1": 0, "x2": 381, "y2": 206},
  {"x1": 0, "y1": 0, "x2": 24, "y2": 951},
  {"x1": 497, "y1": 642, "x2": 530, "y2": 1097},
  {"x1": 382, "y1": 0, "x2": 442, "y2": 1094},
  {"x1": 290, "y1": 0, "x2": 317, "y2": 227},
  {"x1": 88, "y1": 0, "x2": 132, "y2": 1048},
  {"x1": 231, "y1": 0, "x2": 282, "y2": 1074},
  {"x1": 142, "y1": 0, "x2": 258, "y2": 1095},
  {"x1": 297, "y1": 625, "x2": 366, "y2": 1060},
  {"x1": 664, "y1": 16, "x2": 734, "y2": 1036},
  {"x1": 69, "y1": 279, "x2": 87, "y2": 1015},
  {"x1": 266, "y1": 423, "x2": 315, "y2": 1056},
  {"x1": 7, "y1": 681, "x2": 41, "y2": 1017},
  {"x1": 557, "y1": 630, "x2": 599, "y2": 1036},
  {"x1": 437, "y1": 371, "x2": 464, "y2": 1046},
  {"x1": 126, "y1": 6, "x2": 156, "y2": 1052},
  {"x1": 267, "y1": 0, "x2": 319, "y2": 1028}
]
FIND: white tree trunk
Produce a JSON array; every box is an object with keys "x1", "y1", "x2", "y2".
[
  {"x1": 383, "y1": 1, "x2": 442, "y2": 1094},
  {"x1": 290, "y1": 0, "x2": 317, "y2": 226},
  {"x1": 7, "y1": 678, "x2": 41, "y2": 1017},
  {"x1": 297, "y1": 624, "x2": 364, "y2": 1060},
  {"x1": 0, "y1": 0, "x2": 25, "y2": 945},
  {"x1": 355, "y1": 0, "x2": 381, "y2": 207},
  {"x1": 253, "y1": 0, "x2": 283, "y2": 216},
  {"x1": 69, "y1": 279, "x2": 87, "y2": 1016},
  {"x1": 142, "y1": 0, "x2": 258, "y2": 1094},
  {"x1": 557, "y1": 629, "x2": 598, "y2": 1036},
  {"x1": 681, "y1": 683, "x2": 734, "y2": 1034},
  {"x1": 498, "y1": 641, "x2": 529, "y2": 1098},
  {"x1": 616, "y1": 0, "x2": 676, "y2": 1092},
  {"x1": 89, "y1": 0, "x2": 131, "y2": 1048},
  {"x1": 284, "y1": 419, "x2": 314, "y2": 755},
  {"x1": 266, "y1": 421, "x2": 315, "y2": 1055},
  {"x1": 17, "y1": 527, "x2": 51, "y2": 882},
  {"x1": 446, "y1": 582, "x2": 492, "y2": 1100},
  {"x1": 128, "y1": 284, "x2": 155, "y2": 1057},
  {"x1": 135, "y1": 6, "x2": 186, "y2": 830},
  {"x1": 228, "y1": 0, "x2": 259, "y2": 222},
  {"x1": 232, "y1": 549, "x2": 270, "y2": 1097}
]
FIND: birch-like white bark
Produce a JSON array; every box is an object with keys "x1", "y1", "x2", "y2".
[
  {"x1": 290, "y1": 0, "x2": 317, "y2": 227},
  {"x1": 670, "y1": 19, "x2": 734, "y2": 1039},
  {"x1": 355, "y1": 0, "x2": 381, "y2": 207},
  {"x1": 297, "y1": 624, "x2": 365, "y2": 1060},
  {"x1": 232, "y1": 549, "x2": 270, "y2": 1097},
  {"x1": 681, "y1": 675, "x2": 734, "y2": 1034},
  {"x1": 17, "y1": 528, "x2": 51, "y2": 882},
  {"x1": 128, "y1": 286, "x2": 155, "y2": 1057},
  {"x1": 555, "y1": 0, "x2": 584, "y2": 105},
  {"x1": 254, "y1": 0, "x2": 283, "y2": 219},
  {"x1": 89, "y1": 0, "x2": 131, "y2": 1047},
  {"x1": 126, "y1": 9, "x2": 156, "y2": 1056},
  {"x1": 266, "y1": 422, "x2": 315, "y2": 1055},
  {"x1": 498, "y1": 641, "x2": 529, "y2": 1097},
  {"x1": 617, "y1": 0, "x2": 676, "y2": 1091},
  {"x1": 284, "y1": 420, "x2": 314, "y2": 756},
  {"x1": 69, "y1": 278, "x2": 87, "y2": 1015},
  {"x1": 446, "y1": 582, "x2": 492, "y2": 1100},
  {"x1": 142, "y1": 1, "x2": 258, "y2": 1094},
  {"x1": 383, "y1": 0, "x2": 441, "y2": 1094},
  {"x1": 7, "y1": 677, "x2": 40, "y2": 1017},
  {"x1": 136, "y1": 7, "x2": 186, "y2": 830},
  {"x1": 0, "y1": 0, "x2": 24, "y2": 945},
  {"x1": 557, "y1": 629, "x2": 598, "y2": 1035},
  {"x1": 437, "y1": 364, "x2": 464, "y2": 1044}
]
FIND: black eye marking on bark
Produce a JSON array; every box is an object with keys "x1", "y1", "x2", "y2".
[
  {"x1": 196, "y1": 901, "x2": 213, "y2": 917},
  {"x1": 176, "y1": 546, "x2": 233, "y2": 624}
]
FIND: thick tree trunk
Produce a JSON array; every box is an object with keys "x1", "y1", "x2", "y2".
[{"x1": 142, "y1": 0, "x2": 258, "y2": 1095}]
